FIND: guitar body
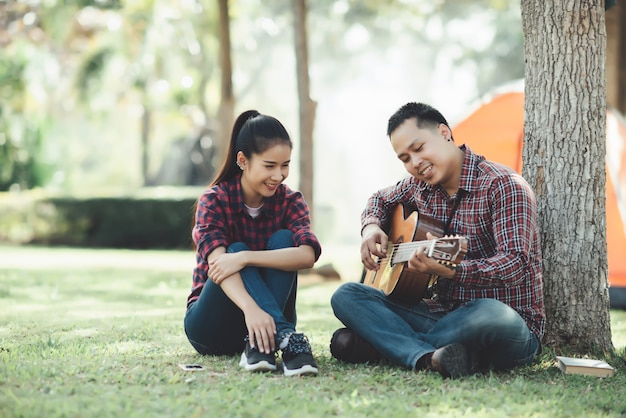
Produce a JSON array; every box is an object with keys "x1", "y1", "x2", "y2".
[{"x1": 361, "y1": 205, "x2": 448, "y2": 304}]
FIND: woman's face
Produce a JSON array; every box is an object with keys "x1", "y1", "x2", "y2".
[{"x1": 238, "y1": 142, "x2": 291, "y2": 207}]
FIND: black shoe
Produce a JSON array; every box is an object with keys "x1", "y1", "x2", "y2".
[
  {"x1": 430, "y1": 343, "x2": 477, "y2": 378},
  {"x1": 281, "y1": 333, "x2": 318, "y2": 377},
  {"x1": 239, "y1": 337, "x2": 277, "y2": 372},
  {"x1": 330, "y1": 327, "x2": 382, "y2": 364}
]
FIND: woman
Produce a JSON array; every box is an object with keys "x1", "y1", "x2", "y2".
[{"x1": 184, "y1": 110, "x2": 322, "y2": 377}]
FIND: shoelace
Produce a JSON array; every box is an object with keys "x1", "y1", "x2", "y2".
[{"x1": 285, "y1": 333, "x2": 311, "y2": 354}]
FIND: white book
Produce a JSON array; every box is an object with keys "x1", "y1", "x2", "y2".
[{"x1": 556, "y1": 356, "x2": 615, "y2": 378}]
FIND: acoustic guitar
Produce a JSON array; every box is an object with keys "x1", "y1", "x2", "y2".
[{"x1": 361, "y1": 204, "x2": 468, "y2": 304}]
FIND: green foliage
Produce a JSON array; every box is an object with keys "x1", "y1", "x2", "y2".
[
  {"x1": 0, "y1": 123, "x2": 45, "y2": 191},
  {"x1": 75, "y1": 47, "x2": 114, "y2": 100},
  {"x1": 0, "y1": 50, "x2": 47, "y2": 191},
  {"x1": 0, "y1": 252, "x2": 625, "y2": 418},
  {"x1": 54, "y1": 0, "x2": 122, "y2": 8},
  {"x1": 0, "y1": 189, "x2": 201, "y2": 249}
]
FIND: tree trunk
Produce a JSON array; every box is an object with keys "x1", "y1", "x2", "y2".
[
  {"x1": 217, "y1": 0, "x2": 234, "y2": 169},
  {"x1": 521, "y1": 0, "x2": 613, "y2": 352},
  {"x1": 606, "y1": 0, "x2": 626, "y2": 114},
  {"x1": 141, "y1": 104, "x2": 151, "y2": 186},
  {"x1": 293, "y1": 0, "x2": 316, "y2": 219}
]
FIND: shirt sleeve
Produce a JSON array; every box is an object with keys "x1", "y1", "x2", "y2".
[
  {"x1": 192, "y1": 189, "x2": 230, "y2": 261},
  {"x1": 455, "y1": 173, "x2": 537, "y2": 287},
  {"x1": 361, "y1": 177, "x2": 416, "y2": 234},
  {"x1": 284, "y1": 191, "x2": 322, "y2": 261}
]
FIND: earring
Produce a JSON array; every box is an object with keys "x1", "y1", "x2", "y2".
[{"x1": 237, "y1": 161, "x2": 244, "y2": 170}]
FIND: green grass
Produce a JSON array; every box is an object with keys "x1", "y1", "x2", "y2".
[{"x1": 1, "y1": 245, "x2": 625, "y2": 417}]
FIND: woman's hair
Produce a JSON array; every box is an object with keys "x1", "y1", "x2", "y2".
[
  {"x1": 190, "y1": 110, "x2": 293, "y2": 246},
  {"x1": 387, "y1": 102, "x2": 453, "y2": 140},
  {"x1": 210, "y1": 110, "x2": 293, "y2": 186}
]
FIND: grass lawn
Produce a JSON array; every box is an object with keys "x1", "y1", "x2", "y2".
[{"x1": 1, "y1": 245, "x2": 625, "y2": 417}]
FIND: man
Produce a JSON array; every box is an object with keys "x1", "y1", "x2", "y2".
[{"x1": 330, "y1": 102, "x2": 545, "y2": 378}]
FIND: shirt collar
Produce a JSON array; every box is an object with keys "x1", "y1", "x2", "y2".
[
  {"x1": 458, "y1": 144, "x2": 481, "y2": 195},
  {"x1": 228, "y1": 173, "x2": 276, "y2": 217}
]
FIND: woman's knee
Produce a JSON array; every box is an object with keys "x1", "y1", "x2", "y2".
[
  {"x1": 267, "y1": 229, "x2": 294, "y2": 249},
  {"x1": 228, "y1": 242, "x2": 249, "y2": 253}
]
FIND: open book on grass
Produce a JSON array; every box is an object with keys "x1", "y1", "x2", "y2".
[{"x1": 556, "y1": 356, "x2": 615, "y2": 377}]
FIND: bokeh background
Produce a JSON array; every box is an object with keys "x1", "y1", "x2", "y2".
[{"x1": 0, "y1": 0, "x2": 532, "y2": 279}]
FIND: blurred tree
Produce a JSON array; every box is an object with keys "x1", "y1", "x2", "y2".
[
  {"x1": 0, "y1": 2, "x2": 48, "y2": 191},
  {"x1": 55, "y1": 0, "x2": 219, "y2": 187},
  {"x1": 0, "y1": 53, "x2": 43, "y2": 191},
  {"x1": 522, "y1": 1, "x2": 612, "y2": 352},
  {"x1": 217, "y1": 0, "x2": 234, "y2": 173},
  {"x1": 606, "y1": 1, "x2": 625, "y2": 114},
  {"x1": 304, "y1": 0, "x2": 524, "y2": 99},
  {"x1": 293, "y1": 0, "x2": 315, "y2": 216},
  {"x1": 0, "y1": 0, "x2": 559, "y2": 193}
]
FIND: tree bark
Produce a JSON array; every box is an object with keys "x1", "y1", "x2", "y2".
[
  {"x1": 217, "y1": 0, "x2": 234, "y2": 169},
  {"x1": 293, "y1": 0, "x2": 316, "y2": 219},
  {"x1": 521, "y1": 0, "x2": 613, "y2": 352}
]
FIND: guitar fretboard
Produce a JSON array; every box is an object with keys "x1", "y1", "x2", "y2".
[{"x1": 389, "y1": 240, "x2": 438, "y2": 264}]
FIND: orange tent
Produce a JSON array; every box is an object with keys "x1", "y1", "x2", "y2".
[{"x1": 453, "y1": 88, "x2": 626, "y2": 308}]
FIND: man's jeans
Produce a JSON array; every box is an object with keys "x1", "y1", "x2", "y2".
[
  {"x1": 184, "y1": 229, "x2": 297, "y2": 355},
  {"x1": 331, "y1": 282, "x2": 540, "y2": 370}
]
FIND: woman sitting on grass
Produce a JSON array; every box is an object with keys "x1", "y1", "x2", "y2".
[{"x1": 184, "y1": 110, "x2": 322, "y2": 377}]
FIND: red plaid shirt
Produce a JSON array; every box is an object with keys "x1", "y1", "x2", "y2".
[
  {"x1": 362, "y1": 145, "x2": 545, "y2": 339},
  {"x1": 187, "y1": 174, "x2": 322, "y2": 307}
]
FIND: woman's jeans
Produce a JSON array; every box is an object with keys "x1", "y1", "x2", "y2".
[
  {"x1": 184, "y1": 230, "x2": 298, "y2": 355},
  {"x1": 331, "y1": 282, "x2": 540, "y2": 370}
]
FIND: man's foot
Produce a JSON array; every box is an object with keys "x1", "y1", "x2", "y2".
[
  {"x1": 281, "y1": 333, "x2": 318, "y2": 377},
  {"x1": 239, "y1": 337, "x2": 277, "y2": 372},
  {"x1": 329, "y1": 327, "x2": 382, "y2": 364},
  {"x1": 429, "y1": 343, "x2": 475, "y2": 378}
]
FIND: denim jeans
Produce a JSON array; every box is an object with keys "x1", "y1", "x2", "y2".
[
  {"x1": 331, "y1": 282, "x2": 540, "y2": 370},
  {"x1": 184, "y1": 229, "x2": 298, "y2": 355}
]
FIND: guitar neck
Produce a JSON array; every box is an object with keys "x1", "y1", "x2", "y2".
[{"x1": 390, "y1": 240, "x2": 438, "y2": 264}]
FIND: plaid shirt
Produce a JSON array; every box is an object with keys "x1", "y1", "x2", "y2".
[
  {"x1": 362, "y1": 145, "x2": 545, "y2": 339},
  {"x1": 187, "y1": 174, "x2": 322, "y2": 307}
]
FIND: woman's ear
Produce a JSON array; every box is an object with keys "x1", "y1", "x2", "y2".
[{"x1": 236, "y1": 151, "x2": 247, "y2": 170}]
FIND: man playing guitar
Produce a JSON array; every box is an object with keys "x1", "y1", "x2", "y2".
[{"x1": 329, "y1": 102, "x2": 545, "y2": 378}]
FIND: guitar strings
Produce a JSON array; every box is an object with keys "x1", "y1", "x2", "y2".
[{"x1": 388, "y1": 239, "x2": 463, "y2": 264}]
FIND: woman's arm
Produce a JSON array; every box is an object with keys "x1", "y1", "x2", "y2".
[
  {"x1": 208, "y1": 246, "x2": 277, "y2": 354},
  {"x1": 242, "y1": 245, "x2": 316, "y2": 270},
  {"x1": 207, "y1": 245, "x2": 315, "y2": 285}
]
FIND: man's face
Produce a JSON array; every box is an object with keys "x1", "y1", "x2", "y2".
[{"x1": 390, "y1": 118, "x2": 459, "y2": 191}]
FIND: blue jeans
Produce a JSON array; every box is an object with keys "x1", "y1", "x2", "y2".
[
  {"x1": 184, "y1": 230, "x2": 298, "y2": 355},
  {"x1": 331, "y1": 282, "x2": 540, "y2": 370}
]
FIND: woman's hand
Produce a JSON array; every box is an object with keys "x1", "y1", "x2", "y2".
[
  {"x1": 243, "y1": 305, "x2": 276, "y2": 354},
  {"x1": 208, "y1": 252, "x2": 247, "y2": 285}
]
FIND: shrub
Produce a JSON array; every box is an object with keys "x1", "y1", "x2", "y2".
[{"x1": 0, "y1": 188, "x2": 202, "y2": 249}]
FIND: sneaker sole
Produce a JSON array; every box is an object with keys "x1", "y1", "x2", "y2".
[
  {"x1": 239, "y1": 352, "x2": 277, "y2": 372},
  {"x1": 438, "y1": 344, "x2": 469, "y2": 378},
  {"x1": 283, "y1": 364, "x2": 318, "y2": 377}
]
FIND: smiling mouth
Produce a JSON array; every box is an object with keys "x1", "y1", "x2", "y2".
[{"x1": 419, "y1": 165, "x2": 433, "y2": 176}]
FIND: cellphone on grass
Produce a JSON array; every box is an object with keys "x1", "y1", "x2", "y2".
[{"x1": 178, "y1": 363, "x2": 205, "y2": 371}]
